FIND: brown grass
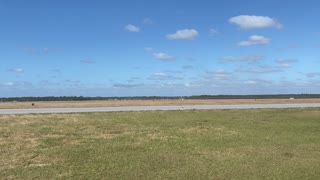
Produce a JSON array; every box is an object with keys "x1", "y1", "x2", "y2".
[{"x1": 1, "y1": 98, "x2": 320, "y2": 109}]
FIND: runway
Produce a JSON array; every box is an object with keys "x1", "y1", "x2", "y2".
[{"x1": 0, "y1": 103, "x2": 320, "y2": 114}]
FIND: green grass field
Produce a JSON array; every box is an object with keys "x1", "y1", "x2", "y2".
[{"x1": 1, "y1": 108, "x2": 320, "y2": 179}]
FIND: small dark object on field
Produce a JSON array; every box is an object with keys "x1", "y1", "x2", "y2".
[{"x1": 32, "y1": 103, "x2": 35, "y2": 106}]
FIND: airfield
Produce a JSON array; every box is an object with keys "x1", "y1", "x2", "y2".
[
  {"x1": 1, "y1": 98, "x2": 320, "y2": 114},
  {"x1": 1, "y1": 99, "x2": 320, "y2": 179}
]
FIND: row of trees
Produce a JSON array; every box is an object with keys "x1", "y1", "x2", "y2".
[
  {"x1": 187, "y1": 94, "x2": 320, "y2": 99},
  {"x1": 0, "y1": 94, "x2": 319, "y2": 102}
]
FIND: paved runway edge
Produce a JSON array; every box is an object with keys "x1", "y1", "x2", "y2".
[{"x1": 1, "y1": 103, "x2": 320, "y2": 115}]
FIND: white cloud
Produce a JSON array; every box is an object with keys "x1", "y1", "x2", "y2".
[
  {"x1": 237, "y1": 65, "x2": 283, "y2": 74},
  {"x1": 206, "y1": 70, "x2": 232, "y2": 80},
  {"x1": 125, "y1": 24, "x2": 140, "y2": 32},
  {"x1": 23, "y1": 48, "x2": 50, "y2": 55},
  {"x1": 154, "y1": 72, "x2": 167, "y2": 77},
  {"x1": 113, "y1": 83, "x2": 144, "y2": 88},
  {"x1": 153, "y1": 52, "x2": 176, "y2": 61},
  {"x1": 244, "y1": 80, "x2": 257, "y2": 85},
  {"x1": 148, "y1": 73, "x2": 183, "y2": 81},
  {"x1": 65, "y1": 80, "x2": 80, "y2": 84},
  {"x1": 1, "y1": 82, "x2": 14, "y2": 86},
  {"x1": 144, "y1": 47, "x2": 154, "y2": 52},
  {"x1": 238, "y1": 35, "x2": 271, "y2": 46},
  {"x1": 244, "y1": 79, "x2": 273, "y2": 85},
  {"x1": 166, "y1": 29, "x2": 199, "y2": 40},
  {"x1": 223, "y1": 55, "x2": 263, "y2": 62},
  {"x1": 22, "y1": 48, "x2": 63, "y2": 56},
  {"x1": 276, "y1": 59, "x2": 298, "y2": 68},
  {"x1": 9, "y1": 68, "x2": 24, "y2": 73},
  {"x1": 209, "y1": 28, "x2": 218, "y2": 35},
  {"x1": 165, "y1": 70, "x2": 183, "y2": 74},
  {"x1": 1, "y1": 81, "x2": 32, "y2": 87},
  {"x1": 305, "y1": 72, "x2": 320, "y2": 78},
  {"x1": 229, "y1": 15, "x2": 282, "y2": 29},
  {"x1": 143, "y1": 18, "x2": 153, "y2": 24}
]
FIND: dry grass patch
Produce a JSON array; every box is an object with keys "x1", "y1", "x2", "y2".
[{"x1": 147, "y1": 132, "x2": 176, "y2": 141}]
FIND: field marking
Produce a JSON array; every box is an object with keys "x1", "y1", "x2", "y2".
[{"x1": 0, "y1": 103, "x2": 320, "y2": 114}]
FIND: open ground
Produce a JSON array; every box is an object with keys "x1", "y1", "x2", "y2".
[
  {"x1": 1, "y1": 98, "x2": 320, "y2": 109},
  {"x1": 1, "y1": 108, "x2": 320, "y2": 179}
]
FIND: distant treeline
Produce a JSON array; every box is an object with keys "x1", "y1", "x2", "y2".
[{"x1": 0, "y1": 94, "x2": 320, "y2": 102}]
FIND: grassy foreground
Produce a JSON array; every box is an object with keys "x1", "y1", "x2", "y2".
[{"x1": 1, "y1": 108, "x2": 320, "y2": 179}]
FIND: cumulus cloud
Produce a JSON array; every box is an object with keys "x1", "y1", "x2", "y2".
[
  {"x1": 153, "y1": 72, "x2": 168, "y2": 79},
  {"x1": 244, "y1": 79, "x2": 272, "y2": 85},
  {"x1": 153, "y1": 52, "x2": 176, "y2": 61},
  {"x1": 125, "y1": 24, "x2": 140, "y2": 32},
  {"x1": 276, "y1": 59, "x2": 298, "y2": 68},
  {"x1": 8, "y1": 68, "x2": 24, "y2": 73},
  {"x1": 238, "y1": 35, "x2": 271, "y2": 46},
  {"x1": 223, "y1": 55, "x2": 263, "y2": 62},
  {"x1": 166, "y1": 29, "x2": 199, "y2": 40},
  {"x1": 229, "y1": 15, "x2": 283, "y2": 29}
]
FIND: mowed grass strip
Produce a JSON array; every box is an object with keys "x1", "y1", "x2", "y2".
[{"x1": 0, "y1": 108, "x2": 320, "y2": 179}]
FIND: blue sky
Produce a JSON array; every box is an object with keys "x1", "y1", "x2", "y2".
[{"x1": 1, "y1": 0, "x2": 320, "y2": 97}]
